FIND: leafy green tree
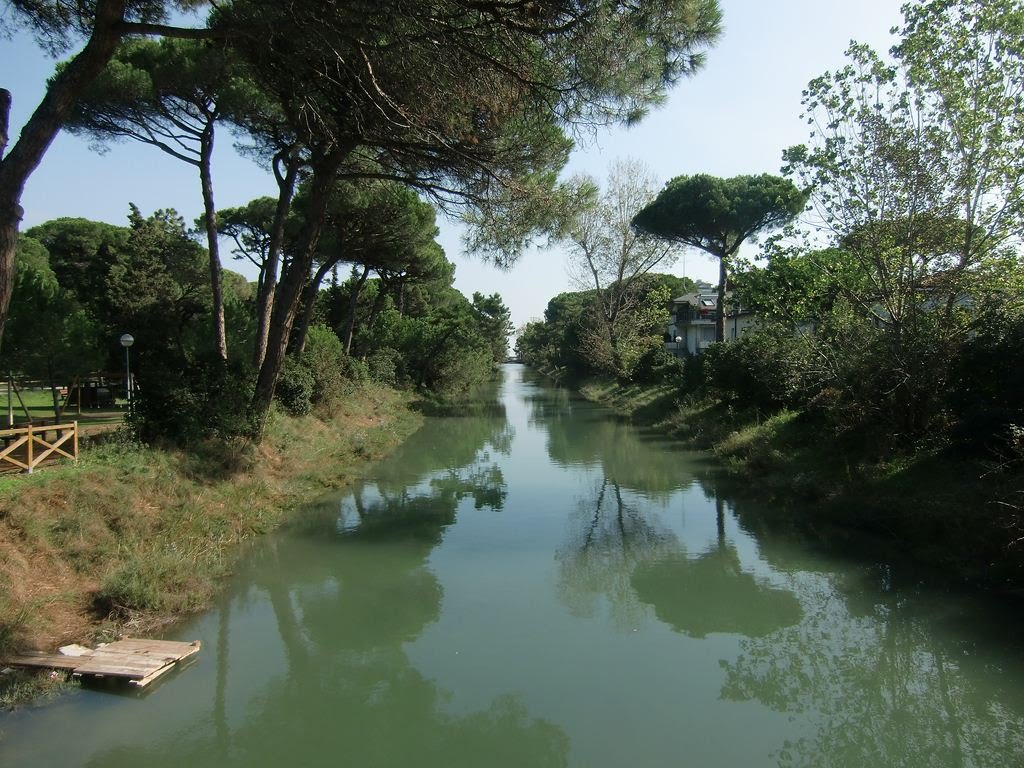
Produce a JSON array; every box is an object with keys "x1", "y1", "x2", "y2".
[
  {"x1": 558, "y1": 158, "x2": 678, "y2": 378},
  {"x1": 632, "y1": 173, "x2": 808, "y2": 342},
  {"x1": 514, "y1": 290, "x2": 592, "y2": 377},
  {"x1": 215, "y1": 195, "x2": 303, "y2": 367},
  {"x1": 781, "y1": 0, "x2": 1024, "y2": 434},
  {"x1": 371, "y1": 285, "x2": 509, "y2": 394},
  {"x1": 296, "y1": 180, "x2": 444, "y2": 355},
  {"x1": 471, "y1": 292, "x2": 513, "y2": 365},
  {"x1": 215, "y1": 0, "x2": 722, "y2": 433},
  {"x1": 110, "y1": 205, "x2": 210, "y2": 355},
  {"x1": 648, "y1": 272, "x2": 698, "y2": 302},
  {"x1": 4, "y1": 235, "x2": 105, "y2": 419},
  {"x1": 65, "y1": 37, "x2": 257, "y2": 361},
  {"x1": 732, "y1": 245, "x2": 852, "y2": 328},
  {"x1": 25, "y1": 217, "x2": 130, "y2": 310},
  {"x1": 0, "y1": 0, "x2": 225, "y2": 351}
]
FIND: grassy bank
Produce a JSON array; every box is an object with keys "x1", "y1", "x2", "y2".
[
  {"x1": 0, "y1": 382, "x2": 422, "y2": 667},
  {"x1": 579, "y1": 377, "x2": 1024, "y2": 589}
]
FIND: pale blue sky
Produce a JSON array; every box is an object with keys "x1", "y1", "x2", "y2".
[{"x1": 1, "y1": 0, "x2": 904, "y2": 330}]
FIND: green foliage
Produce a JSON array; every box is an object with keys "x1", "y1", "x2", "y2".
[
  {"x1": 633, "y1": 174, "x2": 809, "y2": 256},
  {"x1": 631, "y1": 345, "x2": 684, "y2": 385},
  {"x1": 557, "y1": 159, "x2": 678, "y2": 379},
  {"x1": 471, "y1": 291, "x2": 513, "y2": 363},
  {"x1": 274, "y1": 325, "x2": 373, "y2": 416},
  {"x1": 135, "y1": 354, "x2": 257, "y2": 442},
  {"x1": 771, "y1": 0, "x2": 1024, "y2": 441},
  {"x1": 366, "y1": 347, "x2": 401, "y2": 386},
  {"x1": 274, "y1": 356, "x2": 315, "y2": 416},
  {"x1": 948, "y1": 303, "x2": 1024, "y2": 454},
  {"x1": 515, "y1": 290, "x2": 596, "y2": 378},
  {"x1": 633, "y1": 173, "x2": 808, "y2": 344},
  {"x1": 4, "y1": 236, "x2": 105, "y2": 407},
  {"x1": 217, "y1": 196, "x2": 279, "y2": 274},
  {"x1": 700, "y1": 328, "x2": 815, "y2": 410},
  {"x1": 25, "y1": 217, "x2": 130, "y2": 308}
]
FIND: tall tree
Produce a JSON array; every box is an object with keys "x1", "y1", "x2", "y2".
[
  {"x1": 64, "y1": 37, "x2": 254, "y2": 361},
  {"x1": 216, "y1": 0, "x2": 723, "y2": 433},
  {"x1": 5, "y1": 235, "x2": 105, "y2": 420},
  {"x1": 0, "y1": 0, "x2": 223, "y2": 351},
  {"x1": 632, "y1": 174, "x2": 808, "y2": 342},
  {"x1": 559, "y1": 158, "x2": 678, "y2": 377},
  {"x1": 781, "y1": 0, "x2": 1024, "y2": 431},
  {"x1": 471, "y1": 291, "x2": 514, "y2": 365},
  {"x1": 296, "y1": 179, "x2": 443, "y2": 355}
]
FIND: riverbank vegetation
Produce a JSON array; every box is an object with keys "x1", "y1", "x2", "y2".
[
  {"x1": 0, "y1": 0, "x2": 728, "y2": 706},
  {"x1": 517, "y1": 0, "x2": 1024, "y2": 588},
  {"x1": 0, "y1": 381, "x2": 421, "y2": 663},
  {"x1": 1, "y1": 0, "x2": 724, "y2": 435}
]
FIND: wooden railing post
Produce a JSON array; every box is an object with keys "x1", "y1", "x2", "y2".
[
  {"x1": 73, "y1": 421, "x2": 79, "y2": 463},
  {"x1": 26, "y1": 423, "x2": 34, "y2": 473}
]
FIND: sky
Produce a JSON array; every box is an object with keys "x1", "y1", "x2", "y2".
[{"x1": 0, "y1": 0, "x2": 905, "y2": 332}]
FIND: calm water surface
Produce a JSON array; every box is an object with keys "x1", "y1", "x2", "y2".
[{"x1": 3, "y1": 365, "x2": 1024, "y2": 767}]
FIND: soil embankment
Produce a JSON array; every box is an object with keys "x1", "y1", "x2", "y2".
[{"x1": 0, "y1": 383, "x2": 421, "y2": 657}]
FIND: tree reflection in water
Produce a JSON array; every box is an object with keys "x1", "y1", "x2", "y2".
[
  {"x1": 719, "y1": 566, "x2": 1024, "y2": 767},
  {"x1": 556, "y1": 476, "x2": 678, "y2": 628},
  {"x1": 632, "y1": 497, "x2": 803, "y2": 639},
  {"x1": 88, "y1": 386, "x2": 566, "y2": 768}
]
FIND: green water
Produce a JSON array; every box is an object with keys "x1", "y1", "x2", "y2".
[{"x1": 3, "y1": 365, "x2": 1024, "y2": 767}]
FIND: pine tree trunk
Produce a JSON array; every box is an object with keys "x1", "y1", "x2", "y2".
[
  {"x1": 715, "y1": 257, "x2": 727, "y2": 343},
  {"x1": 343, "y1": 265, "x2": 371, "y2": 354},
  {"x1": 200, "y1": 126, "x2": 228, "y2": 361},
  {"x1": 292, "y1": 259, "x2": 337, "y2": 355},
  {"x1": 251, "y1": 147, "x2": 349, "y2": 436},
  {"x1": 254, "y1": 151, "x2": 299, "y2": 368}
]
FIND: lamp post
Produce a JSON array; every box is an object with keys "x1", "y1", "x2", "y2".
[
  {"x1": 675, "y1": 335, "x2": 683, "y2": 355},
  {"x1": 120, "y1": 333, "x2": 134, "y2": 416}
]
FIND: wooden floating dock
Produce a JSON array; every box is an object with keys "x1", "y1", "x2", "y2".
[{"x1": 4, "y1": 638, "x2": 201, "y2": 688}]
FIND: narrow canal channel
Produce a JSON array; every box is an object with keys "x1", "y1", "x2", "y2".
[{"x1": 3, "y1": 365, "x2": 1024, "y2": 767}]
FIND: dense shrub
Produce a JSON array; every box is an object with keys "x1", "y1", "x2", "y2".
[
  {"x1": 300, "y1": 324, "x2": 349, "y2": 406},
  {"x1": 631, "y1": 346, "x2": 684, "y2": 384},
  {"x1": 134, "y1": 353, "x2": 256, "y2": 442},
  {"x1": 275, "y1": 326, "x2": 374, "y2": 416},
  {"x1": 948, "y1": 306, "x2": 1024, "y2": 455},
  {"x1": 366, "y1": 347, "x2": 401, "y2": 386},
  {"x1": 275, "y1": 356, "x2": 315, "y2": 416},
  {"x1": 701, "y1": 329, "x2": 814, "y2": 409}
]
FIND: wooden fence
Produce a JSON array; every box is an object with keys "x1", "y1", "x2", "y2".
[{"x1": 0, "y1": 422, "x2": 79, "y2": 474}]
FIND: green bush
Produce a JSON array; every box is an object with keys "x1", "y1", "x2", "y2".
[
  {"x1": 948, "y1": 305, "x2": 1024, "y2": 455},
  {"x1": 134, "y1": 353, "x2": 256, "y2": 443},
  {"x1": 631, "y1": 346, "x2": 684, "y2": 384},
  {"x1": 275, "y1": 356, "x2": 315, "y2": 416},
  {"x1": 366, "y1": 347, "x2": 401, "y2": 386},
  {"x1": 276, "y1": 326, "x2": 375, "y2": 415},
  {"x1": 701, "y1": 329, "x2": 814, "y2": 410}
]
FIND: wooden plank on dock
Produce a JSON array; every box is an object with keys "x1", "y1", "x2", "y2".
[
  {"x1": 4, "y1": 638, "x2": 201, "y2": 688},
  {"x1": 72, "y1": 639, "x2": 201, "y2": 686},
  {"x1": 4, "y1": 652, "x2": 83, "y2": 671}
]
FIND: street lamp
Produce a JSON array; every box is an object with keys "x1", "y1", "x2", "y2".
[
  {"x1": 120, "y1": 333, "x2": 134, "y2": 416},
  {"x1": 674, "y1": 335, "x2": 683, "y2": 355}
]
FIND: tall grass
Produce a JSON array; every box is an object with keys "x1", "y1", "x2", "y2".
[{"x1": 0, "y1": 382, "x2": 421, "y2": 654}]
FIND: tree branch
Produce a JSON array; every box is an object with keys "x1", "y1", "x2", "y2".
[
  {"x1": 115, "y1": 23, "x2": 230, "y2": 40},
  {"x1": 0, "y1": 89, "x2": 10, "y2": 160}
]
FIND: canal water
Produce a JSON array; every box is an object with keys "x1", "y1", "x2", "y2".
[{"x1": 3, "y1": 365, "x2": 1024, "y2": 767}]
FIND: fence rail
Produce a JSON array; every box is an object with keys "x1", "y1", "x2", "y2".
[{"x1": 0, "y1": 422, "x2": 79, "y2": 474}]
